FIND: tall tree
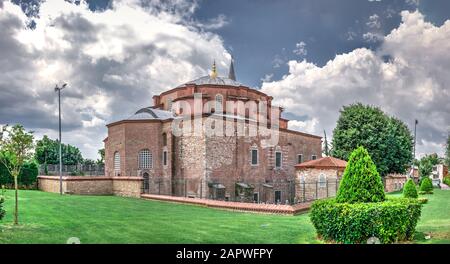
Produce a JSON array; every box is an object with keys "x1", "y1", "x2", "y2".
[
  {"x1": 35, "y1": 136, "x2": 83, "y2": 166},
  {"x1": 0, "y1": 125, "x2": 34, "y2": 225},
  {"x1": 331, "y1": 103, "x2": 413, "y2": 177},
  {"x1": 418, "y1": 153, "x2": 440, "y2": 180},
  {"x1": 323, "y1": 130, "x2": 330, "y2": 156},
  {"x1": 97, "y1": 148, "x2": 105, "y2": 165}
]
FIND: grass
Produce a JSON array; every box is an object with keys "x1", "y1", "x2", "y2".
[{"x1": 0, "y1": 189, "x2": 448, "y2": 244}]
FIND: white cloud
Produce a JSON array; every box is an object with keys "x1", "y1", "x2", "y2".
[
  {"x1": 293, "y1": 41, "x2": 307, "y2": 57},
  {"x1": 261, "y1": 10, "x2": 450, "y2": 157},
  {"x1": 363, "y1": 32, "x2": 384, "y2": 43},
  {"x1": 260, "y1": 73, "x2": 274, "y2": 82},
  {"x1": 366, "y1": 14, "x2": 381, "y2": 29},
  {"x1": 0, "y1": 0, "x2": 231, "y2": 159},
  {"x1": 288, "y1": 119, "x2": 318, "y2": 135}
]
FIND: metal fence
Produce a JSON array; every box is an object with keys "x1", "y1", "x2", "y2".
[
  {"x1": 141, "y1": 178, "x2": 341, "y2": 205},
  {"x1": 39, "y1": 164, "x2": 105, "y2": 176}
]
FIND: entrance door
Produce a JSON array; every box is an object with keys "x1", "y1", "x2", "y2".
[
  {"x1": 274, "y1": 190, "x2": 281, "y2": 204},
  {"x1": 253, "y1": 192, "x2": 259, "y2": 203},
  {"x1": 142, "y1": 172, "x2": 150, "y2": 194}
]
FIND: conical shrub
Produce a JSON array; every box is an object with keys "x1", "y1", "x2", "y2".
[
  {"x1": 403, "y1": 179, "x2": 418, "y2": 198},
  {"x1": 419, "y1": 177, "x2": 433, "y2": 193},
  {"x1": 336, "y1": 146, "x2": 385, "y2": 203}
]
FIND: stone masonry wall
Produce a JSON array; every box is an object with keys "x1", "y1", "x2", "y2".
[{"x1": 38, "y1": 176, "x2": 142, "y2": 198}]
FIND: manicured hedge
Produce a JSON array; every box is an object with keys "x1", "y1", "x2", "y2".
[
  {"x1": 419, "y1": 178, "x2": 433, "y2": 193},
  {"x1": 0, "y1": 196, "x2": 5, "y2": 221},
  {"x1": 310, "y1": 198, "x2": 422, "y2": 244},
  {"x1": 0, "y1": 160, "x2": 39, "y2": 189},
  {"x1": 403, "y1": 179, "x2": 418, "y2": 198},
  {"x1": 444, "y1": 177, "x2": 450, "y2": 186}
]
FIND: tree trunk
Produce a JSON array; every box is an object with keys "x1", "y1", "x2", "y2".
[{"x1": 14, "y1": 174, "x2": 18, "y2": 225}]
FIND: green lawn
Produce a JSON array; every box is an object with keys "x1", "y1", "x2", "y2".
[{"x1": 0, "y1": 189, "x2": 448, "y2": 244}]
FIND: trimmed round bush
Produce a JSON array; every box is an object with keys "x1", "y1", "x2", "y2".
[
  {"x1": 419, "y1": 177, "x2": 433, "y2": 193},
  {"x1": 0, "y1": 196, "x2": 5, "y2": 221},
  {"x1": 403, "y1": 179, "x2": 418, "y2": 198},
  {"x1": 336, "y1": 146, "x2": 385, "y2": 203},
  {"x1": 310, "y1": 198, "x2": 422, "y2": 244},
  {"x1": 443, "y1": 177, "x2": 450, "y2": 186}
]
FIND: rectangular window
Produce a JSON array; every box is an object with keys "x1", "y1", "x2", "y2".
[
  {"x1": 311, "y1": 155, "x2": 317, "y2": 160},
  {"x1": 275, "y1": 151, "x2": 282, "y2": 168},
  {"x1": 297, "y1": 154, "x2": 303, "y2": 164},
  {"x1": 163, "y1": 150, "x2": 168, "y2": 166},
  {"x1": 274, "y1": 190, "x2": 282, "y2": 204},
  {"x1": 251, "y1": 149, "x2": 258, "y2": 165}
]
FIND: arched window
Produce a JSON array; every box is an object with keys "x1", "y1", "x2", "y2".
[
  {"x1": 163, "y1": 133, "x2": 167, "y2": 147},
  {"x1": 250, "y1": 145, "x2": 258, "y2": 166},
  {"x1": 139, "y1": 149, "x2": 153, "y2": 169},
  {"x1": 318, "y1": 173, "x2": 327, "y2": 188},
  {"x1": 215, "y1": 94, "x2": 223, "y2": 112},
  {"x1": 114, "y1": 151, "x2": 120, "y2": 173}
]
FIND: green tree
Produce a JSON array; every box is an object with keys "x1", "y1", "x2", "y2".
[
  {"x1": 419, "y1": 177, "x2": 433, "y2": 193},
  {"x1": 97, "y1": 148, "x2": 105, "y2": 165},
  {"x1": 331, "y1": 103, "x2": 413, "y2": 177},
  {"x1": 35, "y1": 136, "x2": 83, "y2": 166},
  {"x1": 0, "y1": 125, "x2": 34, "y2": 225},
  {"x1": 403, "y1": 179, "x2": 418, "y2": 198},
  {"x1": 336, "y1": 146, "x2": 385, "y2": 203},
  {"x1": 418, "y1": 154, "x2": 439, "y2": 180}
]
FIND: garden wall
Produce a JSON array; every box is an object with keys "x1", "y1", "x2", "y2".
[
  {"x1": 384, "y1": 174, "x2": 407, "y2": 193},
  {"x1": 37, "y1": 176, "x2": 143, "y2": 198}
]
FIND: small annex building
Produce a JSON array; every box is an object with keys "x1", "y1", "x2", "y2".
[{"x1": 294, "y1": 156, "x2": 347, "y2": 202}]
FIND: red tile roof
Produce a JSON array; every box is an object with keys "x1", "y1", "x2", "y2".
[{"x1": 295, "y1": 156, "x2": 347, "y2": 170}]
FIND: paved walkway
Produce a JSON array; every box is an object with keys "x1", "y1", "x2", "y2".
[
  {"x1": 140, "y1": 194, "x2": 311, "y2": 215},
  {"x1": 441, "y1": 183, "x2": 449, "y2": 190}
]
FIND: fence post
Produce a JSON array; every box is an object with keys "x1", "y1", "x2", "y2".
[
  {"x1": 302, "y1": 181, "x2": 305, "y2": 203},
  {"x1": 158, "y1": 180, "x2": 161, "y2": 195},
  {"x1": 336, "y1": 178, "x2": 338, "y2": 194},
  {"x1": 326, "y1": 179, "x2": 329, "y2": 197},
  {"x1": 184, "y1": 178, "x2": 187, "y2": 197},
  {"x1": 315, "y1": 180, "x2": 318, "y2": 200}
]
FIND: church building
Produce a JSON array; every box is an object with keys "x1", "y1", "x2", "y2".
[{"x1": 103, "y1": 60, "x2": 322, "y2": 204}]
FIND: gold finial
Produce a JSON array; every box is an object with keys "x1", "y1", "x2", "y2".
[{"x1": 210, "y1": 60, "x2": 217, "y2": 78}]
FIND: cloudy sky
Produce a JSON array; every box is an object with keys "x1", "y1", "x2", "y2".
[{"x1": 0, "y1": 0, "x2": 449, "y2": 159}]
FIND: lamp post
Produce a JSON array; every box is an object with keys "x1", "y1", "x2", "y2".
[
  {"x1": 413, "y1": 119, "x2": 418, "y2": 160},
  {"x1": 55, "y1": 83, "x2": 67, "y2": 195},
  {"x1": 410, "y1": 119, "x2": 418, "y2": 179}
]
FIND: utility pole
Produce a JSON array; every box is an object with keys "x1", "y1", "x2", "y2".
[{"x1": 55, "y1": 83, "x2": 67, "y2": 195}]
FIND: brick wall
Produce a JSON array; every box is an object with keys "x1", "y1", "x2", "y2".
[
  {"x1": 38, "y1": 176, "x2": 142, "y2": 198},
  {"x1": 385, "y1": 174, "x2": 407, "y2": 192}
]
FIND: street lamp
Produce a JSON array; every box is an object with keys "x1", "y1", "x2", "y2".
[
  {"x1": 55, "y1": 83, "x2": 67, "y2": 195},
  {"x1": 413, "y1": 119, "x2": 418, "y2": 160},
  {"x1": 410, "y1": 119, "x2": 418, "y2": 179}
]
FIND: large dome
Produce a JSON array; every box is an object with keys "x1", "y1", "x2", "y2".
[{"x1": 178, "y1": 75, "x2": 242, "y2": 88}]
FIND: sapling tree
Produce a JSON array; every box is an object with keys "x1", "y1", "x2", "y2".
[{"x1": 0, "y1": 124, "x2": 34, "y2": 225}]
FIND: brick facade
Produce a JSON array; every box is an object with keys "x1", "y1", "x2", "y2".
[{"x1": 102, "y1": 75, "x2": 323, "y2": 203}]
